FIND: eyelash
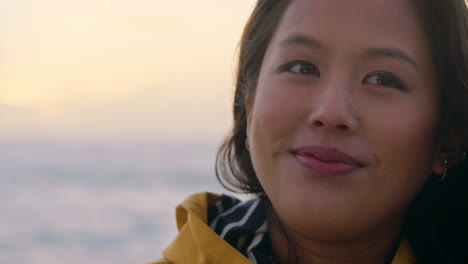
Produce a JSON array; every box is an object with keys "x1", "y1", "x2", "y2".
[
  {"x1": 280, "y1": 61, "x2": 321, "y2": 77},
  {"x1": 280, "y1": 61, "x2": 406, "y2": 90},
  {"x1": 363, "y1": 72, "x2": 406, "y2": 90}
]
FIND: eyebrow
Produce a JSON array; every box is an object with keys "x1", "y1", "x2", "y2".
[
  {"x1": 364, "y1": 48, "x2": 419, "y2": 69},
  {"x1": 278, "y1": 34, "x2": 324, "y2": 50},
  {"x1": 278, "y1": 34, "x2": 419, "y2": 69}
]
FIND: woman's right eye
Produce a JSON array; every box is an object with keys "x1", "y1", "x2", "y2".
[{"x1": 282, "y1": 61, "x2": 321, "y2": 77}]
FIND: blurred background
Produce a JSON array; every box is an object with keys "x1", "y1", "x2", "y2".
[{"x1": 0, "y1": 1, "x2": 255, "y2": 263}]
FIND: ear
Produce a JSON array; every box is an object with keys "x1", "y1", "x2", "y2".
[
  {"x1": 431, "y1": 153, "x2": 445, "y2": 176},
  {"x1": 433, "y1": 130, "x2": 466, "y2": 174}
]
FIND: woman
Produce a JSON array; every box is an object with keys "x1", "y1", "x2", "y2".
[{"x1": 151, "y1": 0, "x2": 468, "y2": 263}]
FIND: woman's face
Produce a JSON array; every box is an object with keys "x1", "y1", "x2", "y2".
[{"x1": 247, "y1": 0, "x2": 442, "y2": 240}]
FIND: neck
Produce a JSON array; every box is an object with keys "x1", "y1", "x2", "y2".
[{"x1": 269, "y1": 215, "x2": 404, "y2": 264}]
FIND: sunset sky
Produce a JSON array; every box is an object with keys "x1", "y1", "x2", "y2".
[{"x1": 0, "y1": 0, "x2": 255, "y2": 142}]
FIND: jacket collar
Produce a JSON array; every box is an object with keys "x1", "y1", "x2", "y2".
[
  {"x1": 163, "y1": 192, "x2": 252, "y2": 264},
  {"x1": 163, "y1": 192, "x2": 415, "y2": 264}
]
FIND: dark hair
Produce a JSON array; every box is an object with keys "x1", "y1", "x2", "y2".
[
  {"x1": 215, "y1": 0, "x2": 291, "y2": 194},
  {"x1": 216, "y1": 0, "x2": 468, "y2": 262},
  {"x1": 404, "y1": 1, "x2": 468, "y2": 263}
]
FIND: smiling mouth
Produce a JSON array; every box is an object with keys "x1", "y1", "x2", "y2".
[{"x1": 290, "y1": 146, "x2": 364, "y2": 176}]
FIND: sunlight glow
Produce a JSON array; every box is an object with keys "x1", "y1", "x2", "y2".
[{"x1": 0, "y1": 0, "x2": 255, "y2": 141}]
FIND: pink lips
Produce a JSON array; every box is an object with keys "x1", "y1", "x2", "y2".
[{"x1": 291, "y1": 146, "x2": 363, "y2": 176}]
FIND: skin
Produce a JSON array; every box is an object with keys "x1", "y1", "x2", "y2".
[{"x1": 245, "y1": 0, "x2": 444, "y2": 263}]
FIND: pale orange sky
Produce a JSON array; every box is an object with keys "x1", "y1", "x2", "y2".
[{"x1": 0, "y1": 0, "x2": 256, "y2": 142}]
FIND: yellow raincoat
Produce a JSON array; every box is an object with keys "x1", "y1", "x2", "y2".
[{"x1": 147, "y1": 192, "x2": 415, "y2": 264}]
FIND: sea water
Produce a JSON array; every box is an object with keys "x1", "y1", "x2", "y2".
[{"x1": 0, "y1": 140, "x2": 241, "y2": 264}]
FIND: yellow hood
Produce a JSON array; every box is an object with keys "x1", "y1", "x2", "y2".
[{"x1": 148, "y1": 192, "x2": 415, "y2": 264}]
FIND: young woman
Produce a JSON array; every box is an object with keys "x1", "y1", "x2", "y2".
[{"x1": 151, "y1": 0, "x2": 468, "y2": 263}]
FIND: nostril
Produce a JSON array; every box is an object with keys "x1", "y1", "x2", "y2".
[
  {"x1": 314, "y1": 120, "x2": 324, "y2": 127},
  {"x1": 337, "y1": 124, "x2": 348, "y2": 130},
  {"x1": 311, "y1": 120, "x2": 351, "y2": 131}
]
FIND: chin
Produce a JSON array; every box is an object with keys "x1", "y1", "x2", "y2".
[{"x1": 274, "y1": 202, "x2": 371, "y2": 242}]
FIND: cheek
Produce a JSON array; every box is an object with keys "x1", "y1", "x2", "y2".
[
  {"x1": 366, "y1": 98, "x2": 439, "y2": 183},
  {"x1": 247, "y1": 78, "x2": 306, "y2": 187},
  {"x1": 249, "y1": 79, "x2": 305, "y2": 149}
]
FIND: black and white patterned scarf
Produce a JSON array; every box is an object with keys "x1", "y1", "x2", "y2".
[{"x1": 208, "y1": 194, "x2": 273, "y2": 264}]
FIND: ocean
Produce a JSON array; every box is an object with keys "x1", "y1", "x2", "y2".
[{"x1": 0, "y1": 140, "x2": 241, "y2": 264}]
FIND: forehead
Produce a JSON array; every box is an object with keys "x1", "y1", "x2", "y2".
[{"x1": 271, "y1": 0, "x2": 427, "y2": 58}]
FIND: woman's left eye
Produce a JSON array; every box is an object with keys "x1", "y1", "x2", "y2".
[{"x1": 363, "y1": 72, "x2": 406, "y2": 90}]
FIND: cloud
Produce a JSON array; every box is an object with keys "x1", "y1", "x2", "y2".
[
  {"x1": 0, "y1": 103, "x2": 37, "y2": 122},
  {"x1": 0, "y1": 103, "x2": 41, "y2": 114},
  {"x1": 0, "y1": 103, "x2": 29, "y2": 112},
  {"x1": 0, "y1": 104, "x2": 61, "y2": 141}
]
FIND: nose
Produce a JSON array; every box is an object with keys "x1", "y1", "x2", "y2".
[{"x1": 306, "y1": 82, "x2": 357, "y2": 135}]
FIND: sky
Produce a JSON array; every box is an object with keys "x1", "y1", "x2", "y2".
[
  {"x1": 0, "y1": 0, "x2": 256, "y2": 142},
  {"x1": 0, "y1": 2, "x2": 258, "y2": 263}
]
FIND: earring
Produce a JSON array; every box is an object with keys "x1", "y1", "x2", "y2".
[
  {"x1": 439, "y1": 159, "x2": 448, "y2": 181},
  {"x1": 462, "y1": 152, "x2": 467, "y2": 161}
]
